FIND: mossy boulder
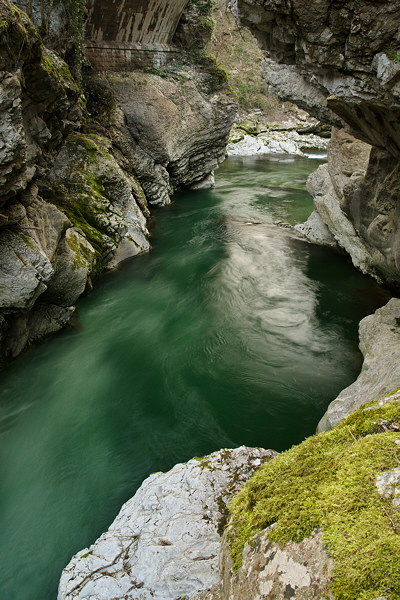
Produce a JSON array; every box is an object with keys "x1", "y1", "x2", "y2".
[
  {"x1": 41, "y1": 133, "x2": 149, "y2": 268},
  {"x1": 173, "y1": 0, "x2": 216, "y2": 52},
  {"x1": 236, "y1": 119, "x2": 259, "y2": 136},
  {"x1": 226, "y1": 392, "x2": 400, "y2": 600}
]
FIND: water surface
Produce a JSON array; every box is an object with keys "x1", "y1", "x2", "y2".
[{"x1": 0, "y1": 155, "x2": 389, "y2": 599}]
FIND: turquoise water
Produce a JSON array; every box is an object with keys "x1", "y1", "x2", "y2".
[{"x1": 0, "y1": 155, "x2": 389, "y2": 599}]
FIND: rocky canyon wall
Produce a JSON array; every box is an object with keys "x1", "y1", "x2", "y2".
[
  {"x1": 233, "y1": 0, "x2": 400, "y2": 290},
  {"x1": 0, "y1": 0, "x2": 235, "y2": 362}
]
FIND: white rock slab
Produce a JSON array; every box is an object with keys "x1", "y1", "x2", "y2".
[
  {"x1": 58, "y1": 446, "x2": 276, "y2": 600},
  {"x1": 226, "y1": 131, "x2": 328, "y2": 157}
]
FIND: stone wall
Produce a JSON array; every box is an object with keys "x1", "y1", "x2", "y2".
[
  {"x1": 86, "y1": 0, "x2": 188, "y2": 45},
  {"x1": 84, "y1": 43, "x2": 179, "y2": 71}
]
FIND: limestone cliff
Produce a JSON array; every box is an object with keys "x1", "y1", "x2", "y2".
[
  {"x1": 232, "y1": 0, "x2": 400, "y2": 289},
  {"x1": 0, "y1": 0, "x2": 235, "y2": 362}
]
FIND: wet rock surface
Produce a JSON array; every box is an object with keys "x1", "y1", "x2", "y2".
[
  {"x1": 233, "y1": 0, "x2": 400, "y2": 289},
  {"x1": 0, "y1": 2, "x2": 236, "y2": 362},
  {"x1": 296, "y1": 127, "x2": 400, "y2": 288},
  {"x1": 104, "y1": 72, "x2": 236, "y2": 206},
  {"x1": 234, "y1": 0, "x2": 400, "y2": 153}
]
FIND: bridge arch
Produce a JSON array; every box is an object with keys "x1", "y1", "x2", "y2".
[{"x1": 85, "y1": 0, "x2": 189, "y2": 70}]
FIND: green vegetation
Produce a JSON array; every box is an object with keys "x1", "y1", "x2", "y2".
[
  {"x1": 186, "y1": 0, "x2": 215, "y2": 15},
  {"x1": 228, "y1": 394, "x2": 400, "y2": 600},
  {"x1": 44, "y1": 134, "x2": 120, "y2": 262},
  {"x1": 41, "y1": 46, "x2": 80, "y2": 91},
  {"x1": 190, "y1": 49, "x2": 229, "y2": 92},
  {"x1": 24, "y1": 0, "x2": 86, "y2": 80},
  {"x1": 388, "y1": 49, "x2": 400, "y2": 64},
  {"x1": 162, "y1": 0, "x2": 226, "y2": 93},
  {"x1": 0, "y1": 0, "x2": 39, "y2": 55},
  {"x1": 67, "y1": 0, "x2": 86, "y2": 81},
  {"x1": 209, "y1": 1, "x2": 281, "y2": 115},
  {"x1": 184, "y1": 0, "x2": 216, "y2": 48},
  {"x1": 52, "y1": 185, "x2": 114, "y2": 260},
  {"x1": 65, "y1": 230, "x2": 95, "y2": 270}
]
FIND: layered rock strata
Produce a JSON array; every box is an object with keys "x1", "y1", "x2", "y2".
[
  {"x1": 234, "y1": 0, "x2": 400, "y2": 150},
  {"x1": 58, "y1": 447, "x2": 277, "y2": 600},
  {"x1": 233, "y1": 0, "x2": 400, "y2": 289},
  {"x1": 102, "y1": 71, "x2": 235, "y2": 206},
  {"x1": 0, "y1": 1, "x2": 235, "y2": 361}
]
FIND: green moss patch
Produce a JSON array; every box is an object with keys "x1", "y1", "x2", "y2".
[
  {"x1": 0, "y1": 0, "x2": 39, "y2": 62},
  {"x1": 65, "y1": 232, "x2": 95, "y2": 271},
  {"x1": 0, "y1": 0, "x2": 36, "y2": 38},
  {"x1": 228, "y1": 396, "x2": 400, "y2": 600},
  {"x1": 42, "y1": 134, "x2": 122, "y2": 263},
  {"x1": 41, "y1": 47, "x2": 80, "y2": 93},
  {"x1": 51, "y1": 187, "x2": 114, "y2": 259}
]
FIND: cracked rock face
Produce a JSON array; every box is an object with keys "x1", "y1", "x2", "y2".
[
  {"x1": 235, "y1": 0, "x2": 400, "y2": 153},
  {"x1": 105, "y1": 72, "x2": 236, "y2": 206},
  {"x1": 297, "y1": 127, "x2": 400, "y2": 289},
  {"x1": 234, "y1": 0, "x2": 400, "y2": 288},
  {"x1": 58, "y1": 446, "x2": 277, "y2": 600},
  {"x1": 0, "y1": 129, "x2": 150, "y2": 361},
  {"x1": 318, "y1": 298, "x2": 400, "y2": 431},
  {"x1": 0, "y1": 2, "x2": 82, "y2": 204},
  {"x1": 0, "y1": 3, "x2": 235, "y2": 362},
  {"x1": 194, "y1": 529, "x2": 333, "y2": 600}
]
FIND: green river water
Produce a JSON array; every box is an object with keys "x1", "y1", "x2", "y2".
[{"x1": 0, "y1": 155, "x2": 389, "y2": 599}]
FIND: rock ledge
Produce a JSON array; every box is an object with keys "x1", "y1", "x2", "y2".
[{"x1": 58, "y1": 446, "x2": 277, "y2": 600}]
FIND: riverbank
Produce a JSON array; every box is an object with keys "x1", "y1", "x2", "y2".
[
  {"x1": 227, "y1": 118, "x2": 329, "y2": 158},
  {"x1": 56, "y1": 150, "x2": 400, "y2": 600}
]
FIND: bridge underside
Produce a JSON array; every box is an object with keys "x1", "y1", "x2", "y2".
[{"x1": 85, "y1": 0, "x2": 188, "y2": 71}]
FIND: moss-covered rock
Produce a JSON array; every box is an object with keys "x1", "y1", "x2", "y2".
[
  {"x1": 236, "y1": 119, "x2": 259, "y2": 136},
  {"x1": 42, "y1": 132, "x2": 149, "y2": 267},
  {"x1": 13, "y1": 0, "x2": 86, "y2": 80},
  {"x1": 173, "y1": 0, "x2": 216, "y2": 52},
  {"x1": 0, "y1": 0, "x2": 82, "y2": 204},
  {"x1": 227, "y1": 392, "x2": 400, "y2": 600}
]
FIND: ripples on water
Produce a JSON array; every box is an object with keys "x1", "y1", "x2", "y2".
[{"x1": 0, "y1": 155, "x2": 390, "y2": 600}]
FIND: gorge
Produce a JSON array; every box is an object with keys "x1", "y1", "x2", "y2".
[
  {"x1": 0, "y1": 155, "x2": 389, "y2": 600},
  {"x1": 0, "y1": 0, "x2": 400, "y2": 599}
]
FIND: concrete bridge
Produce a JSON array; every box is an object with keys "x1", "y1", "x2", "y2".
[
  {"x1": 14, "y1": 0, "x2": 190, "y2": 71},
  {"x1": 85, "y1": 0, "x2": 189, "y2": 70}
]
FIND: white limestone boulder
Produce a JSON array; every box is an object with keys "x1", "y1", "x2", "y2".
[{"x1": 58, "y1": 446, "x2": 277, "y2": 600}]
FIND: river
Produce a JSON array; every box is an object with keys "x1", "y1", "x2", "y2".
[{"x1": 0, "y1": 155, "x2": 389, "y2": 599}]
